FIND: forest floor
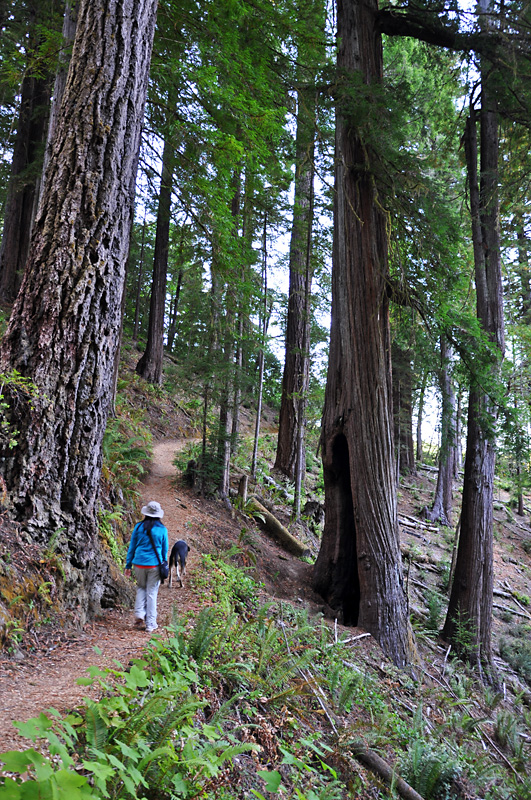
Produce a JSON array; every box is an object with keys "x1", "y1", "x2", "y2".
[
  {"x1": 1, "y1": 424, "x2": 531, "y2": 769},
  {"x1": 0, "y1": 435, "x2": 328, "y2": 753}
]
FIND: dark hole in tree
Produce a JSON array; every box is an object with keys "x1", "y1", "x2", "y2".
[{"x1": 331, "y1": 433, "x2": 360, "y2": 625}]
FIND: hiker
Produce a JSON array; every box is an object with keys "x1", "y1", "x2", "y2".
[{"x1": 125, "y1": 500, "x2": 169, "y2": 633}]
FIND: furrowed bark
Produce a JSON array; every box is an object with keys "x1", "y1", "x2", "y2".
[{"x1": 0, "y1": 0, "x2": 159, "y2": 620}]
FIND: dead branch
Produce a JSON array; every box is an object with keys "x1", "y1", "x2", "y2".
[{"x1": 248, "y1": 496, "x2": 310, "y2": 557}]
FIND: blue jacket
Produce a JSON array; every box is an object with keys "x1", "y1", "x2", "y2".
[{"x1": 126, "y1": 519, "x2": 168, "y2": 569}]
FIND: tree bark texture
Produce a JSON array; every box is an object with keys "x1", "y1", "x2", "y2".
[
  {"x1": 392, "y1": 342, "x2": 416, "y2": 476},
  {"x1": 0, "y1": 65, "x2": 52, "y2": 302},
  {"x1": 275, "y1": 86, "x2": 315, "y2": 480},
  {"x1": 38, "y1": 0, "x2": 79, "y2": 211},
  {"x1": 136, "y1": 135, "x2": 173, "y2": 384},
  {"x1": 312, "y1": 0, "x2": 411, "y2": 667},
  {"x1": 443, "y1": 88, "x2": 504, "y2": 673},
  {"x1": 0, "y1": 0, "x2": 158, "y2": 619}
]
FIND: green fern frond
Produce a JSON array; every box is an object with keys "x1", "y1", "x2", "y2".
[
  {"x1": 84, "y1": 703, "x2": 108, "y2": 750},
  {"x1": 186, "y1": 607, "x2": 219, "y2": 664},
  {"x1": 401, "y1": 740, "x2": 459, "y2": 800}
]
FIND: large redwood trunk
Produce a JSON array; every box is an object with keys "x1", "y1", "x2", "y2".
[
  {"x1": 312, "y1": 0, "x2": 411, "y2": 667},
  {"x1": 0, "y1": 0, "x2": 158, "y2": 620}
]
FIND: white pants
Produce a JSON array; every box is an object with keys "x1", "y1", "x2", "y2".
[{"x1": 133, "y1": 566, "x2": 160, "y2": 631}]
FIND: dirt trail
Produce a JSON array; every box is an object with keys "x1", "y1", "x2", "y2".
[{"x1": 0, "y1": 438, "x2": 203, "y2": 754}]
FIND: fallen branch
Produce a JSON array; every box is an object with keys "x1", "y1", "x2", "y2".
[
  {"x1": 493, "y1": 603, "x2": 531, "y2": 621},
  {"x1": 400, "y1": 514, "x2": 439, "y2": 533},
  {"x1": 248, "y1": 496, "x2": 310, "y2": 558},
  {"x1": 349, "y1": 743, "x2": 425, "y2": 800}
]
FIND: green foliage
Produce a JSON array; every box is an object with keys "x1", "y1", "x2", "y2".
[
  {"x1": 102, "y1": 409, "x2": 152, "y2": 504},
  {"x1": 400, "y1": 740, "x2": 460, "y2": 799},
  {"x1": 1, "y1": 643, "x2": 256, "y2": 800},
  {"x1": 98, "y1": 508, "x2": 127, "y2": 567},
  {"x1": 425, "y1": 590, "x2": 444, "y2": 633},
  {"x1": 499, "y1": 635, "x2": 531, "y2": 685},
  {"x1": 450, "y1": 609, "x2": 478, "y2": 661},
  {"x1": 0, "y1": 370, "x2": 39, "y2": 451},
  {"x1": 493, "y1": 710, "x2": 522, "y2": 756},
  {"x1": 199, "y1": 550, "x2": 260, "y2": 612},
  {"x1": 173, "y1": 439, "x2": 224, "y2": 496}
]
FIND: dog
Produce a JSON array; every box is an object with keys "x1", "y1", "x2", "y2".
[{"x1": 168, "y1": 540, "x2": 190, "y2": 588}]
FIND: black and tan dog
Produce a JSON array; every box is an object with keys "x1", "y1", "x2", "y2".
[{"x1": 168, "y1": 540, "x2": 190, "y2": 588}]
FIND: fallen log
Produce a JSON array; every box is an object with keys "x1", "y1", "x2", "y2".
[
  {"x1": 493, "y1": 603, "x2": 531, "y2": 621},
  {"x1": 247, "y1": 496, "x2": 310, "y2": 558},
  {"x1": 400, "y1": 514, "x2": 439, "y2": 533},
  {"x1": 349, "y1": 743, "x2": 425, "y2": 800}
]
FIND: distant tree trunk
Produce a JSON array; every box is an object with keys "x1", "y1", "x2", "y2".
[
  {"x1": 443, "y1": 85, "x2": 504, "y2": 676},
  {"x1": 136, "y1": 136, "x2": 173, "y2": 384},
  {"x1": 166, "y1": 268, "x2": 183, "y2": 352},
  {"x1": 416, "y1": 371, "x2": 428, "y2": 462},
  {"x1": 392, "y1": 342, "x2": 416, "y2": 476},
  {"x1": 0, "y1": 16, "x2": 53, "y2": 302},
  {"x1": 274, "y1": 85, "x2": 316, "y2": 480},
  {"x1": 0, "y1": 0, "x2": 158, "y2": 621},
  {"x1": 514, "y1": 220, "x2": 530, "y2": 516},
  {"x1": 425, "y1": 337, "x2": 456, "y2": 526},
  {"x1": 133, "y1": 216, "x2": 148, "y2": 342},
  {"x1": 454, "y1": 387, "x2": 463, "y2": 476},
  {"x1": 251, "y1": 215, "x2": 269, "y2": 478},
  {"x1": 312, "y1": 0, "x2": 411, "y2": 667},
  {"x1": 516, "y1": 214, "x2": 531, "y2": 325},
  {"x1": 231, "y1": 313, "x2": 244, "y2": 451},
  {"x1": 232, "y1": 170, "x2": 258, "y2": 450},
  {"x1": 216, "y1": 174, "x2": 241, "y2": 497}
]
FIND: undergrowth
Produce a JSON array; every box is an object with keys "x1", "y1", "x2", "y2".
[
  {"x1": 1, "y1": 551, "x2": 530, "y2": 799},
  {"x1": 98, "y1": 376, "x2": 153, "y2": 563}
]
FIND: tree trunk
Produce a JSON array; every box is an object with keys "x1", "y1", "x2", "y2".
[
  {"x1": 0, "y1": 0, "x2": 158, "y2": 621},
  {"x1": 515, "y1": 214, "x2": 531, "y2": 324},
  {"x1": 443, "y1": 83, "x2": 504, "y2": 675},
  {"x1": 136, "y1": 135, "x2": 173, "y2": 384},
  {"x1": 425, "y1": 337, "x2": 456, "y2": 526},
  {"x1": 0, "y1": 15, "x2": 53, "y2": 303},
  {"x1": 416, "y1": 371, "x2": 427, "y2": 463},
  {"x1": 392, "y1": 342, "x2": 416, "y2": 476},
  {"x1": 274, "y1": 85, "x2": 316, "y2": 480},
  {"x1": 38, "y1": 0, "x2": 79, "y2": 210},
  {"x1": 132, "y1": 216, "x2": 148, "y2": 342},
  {"x1": 215, "y1": 177, "x2": 241, "y2": 498},
  {"x1": 251, "y1": 216, "x2": 269, "y2": 478},
  {"x1": 454, "y1": 386, "x2": 463, "y2": 476},
  {"x1": 312, "y1": 0, "x2": 412, "y2": 667}
]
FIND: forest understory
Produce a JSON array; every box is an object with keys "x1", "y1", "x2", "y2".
[{"x1": 0, "y1": 354, "x2": 531, "y2": 799}]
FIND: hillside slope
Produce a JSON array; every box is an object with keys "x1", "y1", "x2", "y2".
[{"x1": 1, "y1": 357, "x2": 531, "y2": 798}]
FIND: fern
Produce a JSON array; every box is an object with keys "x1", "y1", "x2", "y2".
[
  {"x1": 401, "y1": 740, "x2": 460, "y2": 799},
  {"x1": 84, "y1": 702, "x2": 109, "y2": 750},
  {"x1": 185, "y1": 607, "x2": 220, "y2": 664}
]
